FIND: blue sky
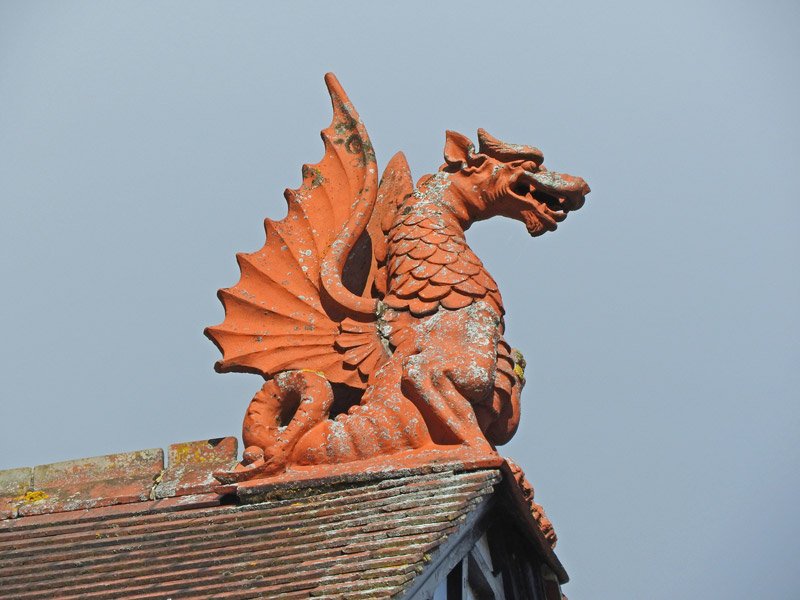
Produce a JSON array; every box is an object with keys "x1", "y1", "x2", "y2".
[{"x1": 1, "y1": 2, "x2": 798, "y2": 597}]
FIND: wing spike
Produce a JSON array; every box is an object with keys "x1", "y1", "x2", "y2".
[
  {"x1": 211, "y1": 331, "x2": 339, "y2": 346},
  {"x1": 234, "y1": 253, "x2": 323, "y2": 313},
  {"x1": 208, "y1": 303, "x2": 309, "y2": 330},
  {"x1": 321, "y1": 136, "x2": 355, "y2": 214},
  {"x1": 216, "y1": 289, "x2": 328, "y2": 324},
  {"x1": 216, "y1": 345, "x2": 336, "y2": 375},
  {"x1": 261, "y1": 221, "x2": 316, "y2": 284}
]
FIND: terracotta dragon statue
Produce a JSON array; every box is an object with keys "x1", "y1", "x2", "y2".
[{"x1": 206, "y1": 73, "x2": 589, "y2": 483}]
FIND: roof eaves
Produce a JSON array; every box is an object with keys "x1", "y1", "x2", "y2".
[{"x1": 497, "y1": 460, "x2": 569, "y2": 583}]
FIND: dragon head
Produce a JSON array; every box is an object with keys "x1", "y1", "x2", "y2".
[{"x1": 442, "y1": 129, "x2": 589, "y2": 236}]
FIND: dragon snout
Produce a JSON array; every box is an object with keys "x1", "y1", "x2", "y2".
[
  {"x1": 507, "y1": 167, "x2": 590, "y2": 236},
  {"x1": 527, "y1": 170, "x2": 590, "y2": 212}
]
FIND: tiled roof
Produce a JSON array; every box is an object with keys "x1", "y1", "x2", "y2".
[{"x1": 0, "y1": 440, "x2": 564, "y2": 599}]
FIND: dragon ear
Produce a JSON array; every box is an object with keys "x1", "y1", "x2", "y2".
[{"x1": 444, "y1": 130, "x2": 475, "y2": 167}]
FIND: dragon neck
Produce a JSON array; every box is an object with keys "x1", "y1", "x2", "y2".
[
  {"x1": 408, "y1": 171, "x2": 475, "y2": 233},
  {"x1": 382, "y1": 171, "x2": 505, "y2": 321}
]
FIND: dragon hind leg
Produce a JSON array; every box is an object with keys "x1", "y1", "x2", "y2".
[{"x1": 289, "y1": 358, "x2": 432, "y2": 465}]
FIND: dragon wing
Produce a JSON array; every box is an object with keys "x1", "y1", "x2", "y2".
[
  {"x1": 368, "y1": 151, "x2": 415, "y2": 298},
  {"x1": 205, "y1": 73, "x2": 381, "y2": 388}
]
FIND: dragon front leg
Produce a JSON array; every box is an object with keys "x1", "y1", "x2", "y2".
[{"x1": 399, "y1": 301, "x2": 501, "y2": 453}]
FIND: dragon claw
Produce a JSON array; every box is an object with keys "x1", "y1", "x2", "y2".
[{"x1": 213, "y1": 446, "x2": 287, "y2": 484}]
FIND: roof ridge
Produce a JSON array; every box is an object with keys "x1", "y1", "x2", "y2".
[{"x1": 1, "y1": 438, "x2": 238, "y2": 521}]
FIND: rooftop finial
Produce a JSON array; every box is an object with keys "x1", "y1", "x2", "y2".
[{"x1": 206, "y1": 73, "x2": 589, "y2": 485}]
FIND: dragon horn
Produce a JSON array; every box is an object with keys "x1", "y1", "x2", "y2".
[{"x1": 477, "y1": 128, "x2": 544, "y2": 166}]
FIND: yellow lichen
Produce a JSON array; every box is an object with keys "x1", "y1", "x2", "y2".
[
  {"x1": 17, "y1": 490, "x2": 48, "y2": 503},
  {"x1": 512, "y1": 348, "x2": 526, "y2": 380},
  {"x1": 173, "y1": 445, "x2": 209, "y2": 464},
  {"x1": 300, "y1": 368, "x2": 327, "y2": 379},
  {"x1": 514, "y1": 363, "x2": 525, "y2": 380}
]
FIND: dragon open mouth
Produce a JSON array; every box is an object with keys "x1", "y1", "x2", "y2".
[{"x1": 511, "y1": 170, "x2": 589, "y2": 236}]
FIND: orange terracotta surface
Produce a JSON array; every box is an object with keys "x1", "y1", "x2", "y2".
[{"x1": 205, "y1": 73, "x2": 589, "y2": 484}]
